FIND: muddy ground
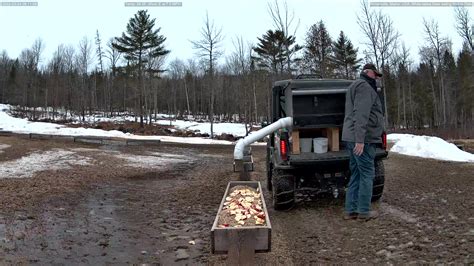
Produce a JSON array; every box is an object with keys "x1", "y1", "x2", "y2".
[{"x1": 0, "y1": 135, "x2": 473, "y2": 264}]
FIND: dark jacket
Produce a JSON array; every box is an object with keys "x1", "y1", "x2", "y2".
[{"x1": 342, "y1": 73, "x2": 384, "y2": 144}]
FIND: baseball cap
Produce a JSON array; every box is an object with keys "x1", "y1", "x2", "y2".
[{"x1": 362, "y1": 63, "x2": 383, "y2": 77}]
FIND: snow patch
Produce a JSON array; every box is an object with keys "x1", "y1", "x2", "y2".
[
  {"x1": 113, "y1": 153, "x2": 192, "y2": 169},
  {"x1": 0, "y1": 144, "x2": 11, "y2": 153},
  {"x1": 380, "y1": 203, "x2": 418, "y2": 223},
  {"x1": 156, "y1": 119, "x2": 248, "y2": 136},
  {"x1": 0, "y1": 149, "x2": 93, "y2": 179},
  {"x1": 388, "y1": 134, "x2": 474, "y2": 163}
]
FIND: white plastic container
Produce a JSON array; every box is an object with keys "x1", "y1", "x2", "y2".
[
  {"x1": 300, "y1": 138, "x2": 313, "y2": 153},
  {"x1": 313, "y1": 138, "x2": 328, "y2": 153}
]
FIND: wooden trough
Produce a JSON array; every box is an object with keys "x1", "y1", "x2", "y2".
[{"x1": 211, "y1": 181, "x2": 271, "y2": 264}]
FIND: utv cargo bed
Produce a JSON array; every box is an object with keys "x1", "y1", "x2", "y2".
[{"x1": 288, "y1": 148, "x2": 388, "y2": 166}]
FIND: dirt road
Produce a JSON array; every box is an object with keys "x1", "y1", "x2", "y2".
[{"x1": 0, "y1": 136, "x2": 473, "y2": 264}]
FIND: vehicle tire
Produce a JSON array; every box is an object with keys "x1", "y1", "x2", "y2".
[
  {"x1": 272, "y1": 169, "x2": 296, "y2": 210},
  {"x1": 266, "y1": 142, "x2": 273, "y2": 191},
  {"x1": 372, "y1": 160, "x2": 385, "y2": 202}
]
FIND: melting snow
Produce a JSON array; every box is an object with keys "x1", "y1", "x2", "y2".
[
  {"x1": 0, "y1": 104, "x2": 238, "y2": 145},
  {"x1": 0, "y1": 144, "x2": 11, "y2": 153},
  {"x1": 0, "y1": 149, "x2": 93, "y2": 179},
  {"x1": 113, "y1": 152, "x2": 192, "y2": 169}
]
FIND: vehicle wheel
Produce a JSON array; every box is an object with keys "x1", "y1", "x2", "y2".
[
  {"x1": 266, "y1": 142, "x2": 273, "y2": 191},
  {"x1": 272, "y1": 169, "x2": 295, "y2": 210},
  {"x1": 372, "y1": 160, "x2": 385, "y2": 201}
]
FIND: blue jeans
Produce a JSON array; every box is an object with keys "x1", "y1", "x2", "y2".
[{"x1": 345, "y1": 142, "x2": 376, "y2": 215}]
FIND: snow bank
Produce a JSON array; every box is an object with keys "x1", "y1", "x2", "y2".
[
  {"x1": 388, "y1": 134, "x2": 474, "y2": 163},
  {"x1": 0, "y1": 149, "x2": 93, "y2": 178},
  {"x1": 0, "y1": 104, "x2": 236, "y2": 145},
  {"x1": 0, "y1": 104, "x2": 127, "y2": 137}
]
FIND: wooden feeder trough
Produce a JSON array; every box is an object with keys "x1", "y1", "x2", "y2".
[{"x1": 211, "y1": 181, "x2": 271, "y2": 264}]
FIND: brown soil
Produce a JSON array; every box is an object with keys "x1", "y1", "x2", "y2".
[
  {"x1": 452, "y1": 139, "x2": 474, "y2": 153},
  {"x1": 0, "y1": 136, "x2": 473, "y2": 264}
]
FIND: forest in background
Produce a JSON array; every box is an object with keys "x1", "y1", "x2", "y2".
[{"x1": 0, "y1": 1, "x2": 473, "y2": 138}]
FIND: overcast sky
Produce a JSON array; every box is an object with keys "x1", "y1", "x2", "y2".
[{"x1": 0, "y1": 0, "x2": 472, "y2": 68}]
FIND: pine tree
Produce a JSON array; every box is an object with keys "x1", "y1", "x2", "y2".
[
  {"x1": 332, "y1": 31, "x2": 361, "y2": 79},
  {"x1": 456, "y1": 44, "x2": 474, "y2": 128},
  {"x1": 303, "y1": 21, "x2": 333, "y2": 77},
  {"x1": 253, "y1": 29, "x2": 300, "y2": 76},
  {"x1": 113, "y1": 10, "x2": 170, "y2": 127}
]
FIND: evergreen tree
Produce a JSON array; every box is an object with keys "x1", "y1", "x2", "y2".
[
  {"x1": 113, "y1": 10, "x2": 170, "y2": 127},
  {"x1": 456, "y1": 44, "x2": 474, "y2": 128},
  {"x1": 332, "y1": 31, "x2": 361, "y2": 79},
  {"x1": 253, "y1": 29, "x2": 300, "y2": 76},
  {"x1": 303, "y1": 21, "x2": 333, "y2": 77}
]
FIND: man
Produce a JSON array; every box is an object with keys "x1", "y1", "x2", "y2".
[{"x1": 342, "y1": 63, "x2": 384, "y2": 221}]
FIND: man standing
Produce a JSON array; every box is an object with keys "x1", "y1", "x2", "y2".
[{"x1": 342, "y1": 63, "x2": 384, "y2": 221}]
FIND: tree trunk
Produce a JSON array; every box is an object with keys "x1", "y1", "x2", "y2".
[
  {"x1": 397, "y1": 80, "x2": 401, "y2": 128},
  {"x1": 138, "y1": 52, "x2": 144, "y2": 128},
  {"x1": 252, "y1": 71, "x2": 258, "y2": 124},
  {"x1": 428, "y1": 65, "x2": 438, "y2": 126},
  {"x1": 402, "y1": 79, "x2": 407, "y2": 129},
  {"x1": 209, "y1": 53, "x2": 214, "y2": 139},
  {"x1": 439, "y1": 71, "x2": 446, "y2": 126},
  {"x1": 154, "y1": 81, "x2": 158, "y2": 121},
  {"x1": 184, "y1": 78, "x2": 191, "y2": 115}
]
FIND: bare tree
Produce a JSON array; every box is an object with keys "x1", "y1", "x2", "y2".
[
  {"x1": 105, "y1": 39, "x2": 121, "y2": 116},
  {"x1": 94, "y1": 30, "x2": 107, "y2": 113},
  {"x1": 19, "y1": 48, "x2": 34, "y2": 111},
  {"x1": 47, "y1": 44, "x2": 68, "y2": 119},
  {"x1": 190, "y1": 11, "x2": 224, "y2": 138},
  {"x1": 392, "y1": 43, "x2": 413, "y2": 128},
  {"x1": 422, "y1": 18, "x2": 450, "y2": 125},
  {"x1": 267, "y1": 0, "x2": 300, "y2": 74},
  {"x1": 169, "y1": 58, "x2": 191, "y2": 115},
  {"x1": 228, "y1": 36, "x2": 256, "y2": 133},
  {"x1": 357, "y1": 0, "x2": 400, "y2": 125},
  {"x1": 399, "y1": 44, "x2": 414, "y2": 129},
  {"x1": 30, "y1": 38, "x2": 45, "y2": 119},
  {"x1": 95, "y1": 30, "x2": 105, "y2": 74},
  {"x1": 454, "y1": 7, "x2": 473, "y2": 51},
  {"x1": 77, "y1": 36, "x2": 93, "y2": 120},
  {"x1": 63, "y1": 45, "x2": 76, "y2": 115},
  {"x1": 106, "y1": 38, "x2": 121, "y2": 75}
]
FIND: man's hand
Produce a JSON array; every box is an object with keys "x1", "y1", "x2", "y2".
[{"x1": 353, "y1": 143, "x2": 364, "y2": 156}]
